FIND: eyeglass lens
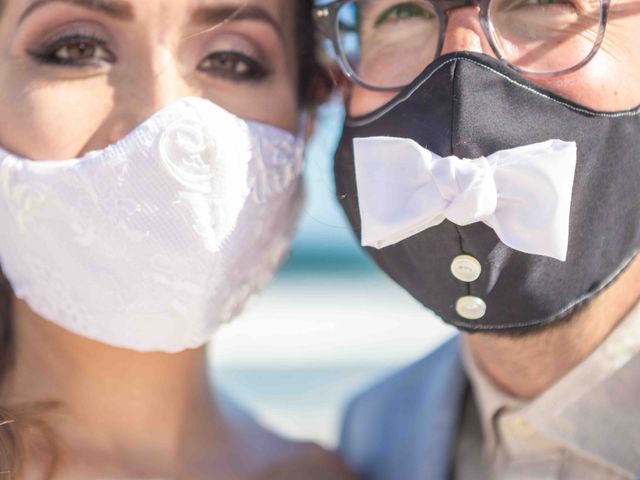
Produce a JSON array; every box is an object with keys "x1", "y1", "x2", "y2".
[{"x1": 336, "y1": 0, "x2": 604, "y2": 89}]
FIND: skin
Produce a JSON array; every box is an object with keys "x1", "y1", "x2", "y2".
[
  {"x1": 0, "y1": 0, "x2": 352, "y2": 478},
  {"x1": 349, "y1": 6, "x2": 640, "y2": 399}
]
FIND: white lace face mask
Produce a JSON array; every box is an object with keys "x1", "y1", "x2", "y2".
[{"x1": 0, "y1": 97, "x2": 304, "y2": 353}]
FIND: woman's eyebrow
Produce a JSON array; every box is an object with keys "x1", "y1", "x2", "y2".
[
  {"x1": 191, "y1": 4, "x2": 285, "y2": 41},
  {"x1": 19, "y1": 0, "x2": 134, "y2": 24}
]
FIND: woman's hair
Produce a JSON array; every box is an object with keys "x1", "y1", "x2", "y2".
[
  {"x1": 0, "y1": 267, "x2": 20, "y2": 476},
  {"x1": 298, "y1": 0, "x2": 329, "y2": 108},
  {"x1": 0, "y1": 0, "x2": 328, "y2": 475}
]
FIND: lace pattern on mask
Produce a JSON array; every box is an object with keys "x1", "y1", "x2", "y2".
[{"x1": 0, "y1": 98, "x2": 305, "y2": 352}]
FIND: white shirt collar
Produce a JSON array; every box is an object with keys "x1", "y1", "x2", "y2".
[{"x1": 461, "y1": 300, "x2": 640, "y2": 477}]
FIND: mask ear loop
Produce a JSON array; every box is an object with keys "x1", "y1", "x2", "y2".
[
  {"x1": 297, "y1": 110, "x2": 312, "y2": 142},
  {"x1": 295, "y1": 112, "x2": 310, "y2": 178}
]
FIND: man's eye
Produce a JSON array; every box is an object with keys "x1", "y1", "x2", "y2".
[
  {"x1": 524, "y1": 0, "x2": 573, "y2": 5},
  {"x1": 29, "y1": 34, "x2": 116, "y2": 66},
  {"x1": 374, "y1": 2, "x2": 435, "y2": 27},
  {"x1": 498, "y1": 0, "x2": 575, "y2": 10},
  {"x1": 198, "y1": 51, "x2": 270, "y2": 82}
]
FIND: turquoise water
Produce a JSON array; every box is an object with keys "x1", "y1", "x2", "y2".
[
  {"x1": 211, "y1": 268, "x2": 454, "y2": 448},
  {"x1": 215, "y1": 363, "x2": 397, "y2": 448},
  {"x1": 212, "y1": 99, "x2": 455, "y2": 448}
]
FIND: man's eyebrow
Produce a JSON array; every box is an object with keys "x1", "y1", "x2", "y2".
[
  {"x1": 19, "y1": 0, "x2": 134, "y2": 24},
  {"x1": 191, "y1": 4, "x2": 285, "y2": 40}
]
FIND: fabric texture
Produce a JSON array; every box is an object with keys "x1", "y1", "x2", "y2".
[
  {"x1": 334, "y1": 51, "x2": 640, "y2": 332},
  {"x1": 339, "y1": 336, "x2": 467, "y2": 480},
  {"x1": 0, "y1": 97, "x2": 304, "y2": 352},
  {"x1": 454, "y1": 300, "x2": 640, "y2": 479},
  {"x1": 340, "y1": 301, "x2": 640, "y2": 480},
  {"x1": 354, "y1": 137, "x2": 576, "y2": 260}
]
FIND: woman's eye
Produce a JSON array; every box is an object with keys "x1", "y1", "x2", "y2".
[
  {"x1": 374, "y1": 2, "x2": 435, "y2": 27},
  {"x1": 198, "y1": 51, "x2": 270, "y2": 81},
  {"x1": 29, "y1": 34, "x2": 116, "y2": 66}
]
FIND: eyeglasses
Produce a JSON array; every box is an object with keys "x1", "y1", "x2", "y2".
[{"x1": 314, "y1": 0, "x2": 611, "y2": 91}]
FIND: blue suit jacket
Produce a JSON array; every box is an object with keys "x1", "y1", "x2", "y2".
[
  {"x1": 339, "y1": 337, "x2": 468, "y2": 480},
  {"x1": 339, "y1": 336, "x2": 640, "y2": 480}
]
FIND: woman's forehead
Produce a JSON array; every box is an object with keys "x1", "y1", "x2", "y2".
[{"x1": 7, "y1": 0, "x2": 298, "y2": 31}]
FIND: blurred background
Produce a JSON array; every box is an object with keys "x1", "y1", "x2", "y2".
[{"x1": 212, "y1": 98, "x2": 455, "y2": 449}]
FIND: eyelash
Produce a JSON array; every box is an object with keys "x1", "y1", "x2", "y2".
[
  {"x1": 27, "y1": 33, "x2": 273, "y2": 82},
  {"x1": 28, "y1": 33, "x2": 116, "y2": 67},
  {"x1": 197, "y1": 51, "x2": 272, "y2": 82}
]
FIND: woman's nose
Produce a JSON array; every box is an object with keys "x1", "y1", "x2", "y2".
[
  {"x1": 440, "y1": 8, "x2": 495, "y2": 57},
  {"x1": 106, "y1": 60, "x2": 195, "y2": 145}
]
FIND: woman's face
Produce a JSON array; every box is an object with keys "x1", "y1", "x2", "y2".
[
  {"x1": 0, "y1": 0, "x2": 299, "y2": 160},
  {"x1": 349, "y1": 2, "x2": 640, "y2": 116}
]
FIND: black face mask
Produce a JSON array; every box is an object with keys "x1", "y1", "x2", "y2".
[{"x1": 334, "y1": 51, "x2": 640, "y2": 333}]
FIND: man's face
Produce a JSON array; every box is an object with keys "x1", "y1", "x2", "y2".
[{"x1": 349, "y1": 2, "x2": 640, "y2": 116}]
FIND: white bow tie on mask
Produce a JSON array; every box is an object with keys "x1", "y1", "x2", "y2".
[
  {"x1": 353, "y1": 137, "x2": 577, "y2": 261},
  {"x1": 0, "y1": 97, "x2": 305, "y2": 353}
]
